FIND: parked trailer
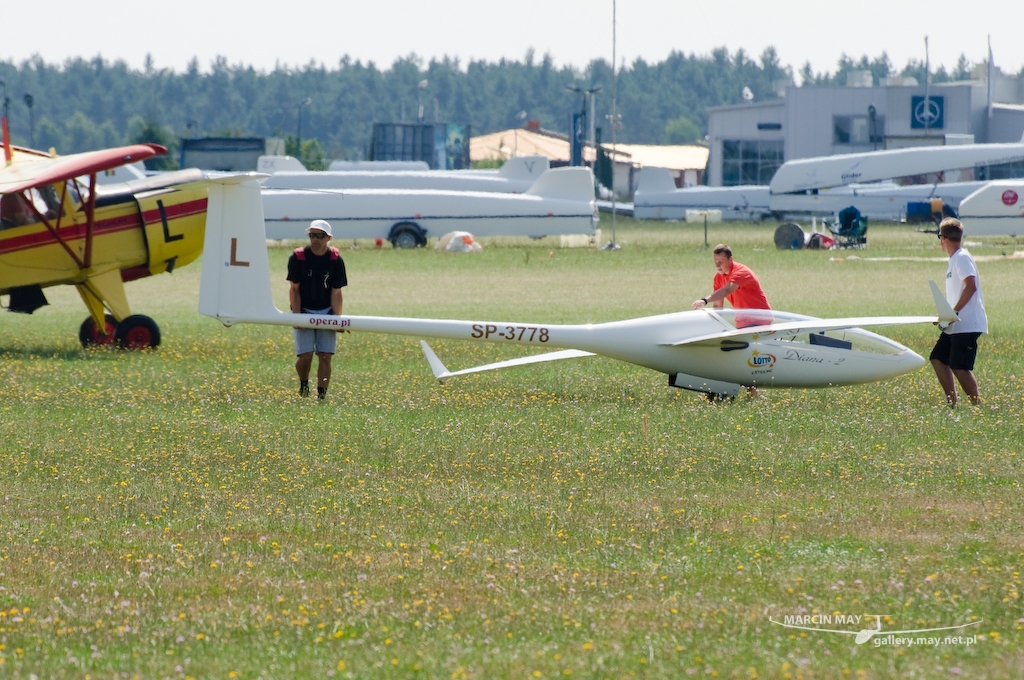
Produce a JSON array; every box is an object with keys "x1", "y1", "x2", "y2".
[
  {"x1": 634, "y1": 167, "x2": 986, "y2": 223},
  {"x1": 261, "y1": 167, "x2": 598, "y2": 247},
  {"x1": 958, "y1": 180, "x2": 1024, "y2": 236},
  {"x1": 260, "y1": 155, "x2": 549, "y2": 194},
  {"x1": 767, "y1": 180, "x2": 988, "y2": 221},
  {"x1": 257, "y1": 156, "x2": 431, "y2": 173},
  {"x1": 633, "y1": 168, "x2": 771, "y2": 221}
]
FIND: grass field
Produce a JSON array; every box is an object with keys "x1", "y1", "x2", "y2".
[{"x1": 1, "y1": 217, "x2": 1022, "y2": 679}]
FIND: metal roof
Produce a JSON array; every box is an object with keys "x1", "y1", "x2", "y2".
[{"x1": 471, "y1": 128, "x2": 708, "y2": 170}]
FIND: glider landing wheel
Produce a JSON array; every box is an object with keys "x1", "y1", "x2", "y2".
[
  {"x1": 115, "y1": 315, "x2": 161, "y2": 350},
  {"x1": 79, "y1": 314, "x2": 118, "y2": 347}
]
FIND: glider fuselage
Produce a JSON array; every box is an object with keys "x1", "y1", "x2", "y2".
[{"x1": 268, "y1": 308, "x2": 923, "y2": 388}]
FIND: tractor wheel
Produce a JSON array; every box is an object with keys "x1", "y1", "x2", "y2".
[
  {"x1": 114, "y1": 315, "x2": 161, "y2": 350},
  {"x1": 79, "y1": 314, "x2": 118, "y2": 347}
]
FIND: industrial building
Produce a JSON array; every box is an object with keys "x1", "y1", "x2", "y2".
[
  {"x1": 179, "y1": 137, "x2": 270, "y2": 172},
  {"x1": 706, "y1": 70, "x2": 1024, "y2": 187},
  {"x1": 471, "y1": 121, "x2": 708, "y2": 198}
]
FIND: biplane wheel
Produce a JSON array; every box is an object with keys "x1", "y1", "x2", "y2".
[
  {"x1": 79, "y1": 314, "x2": 118, "y2": 347},
  {"x1": 114, "y1": 315, "x2": 161, "y2": 350}
]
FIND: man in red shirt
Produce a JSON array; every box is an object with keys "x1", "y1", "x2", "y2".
[{"x1": 691, "y1": 244, "x2": 772, "y2": 328}]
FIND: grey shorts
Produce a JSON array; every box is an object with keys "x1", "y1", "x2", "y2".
[{"x1": 293, "y1": 308, "x2": 338, "y2": 355}]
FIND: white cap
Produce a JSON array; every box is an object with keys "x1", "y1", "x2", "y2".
[{"x1": 306, "y1": 219, "x2": 332, "y2": 237}]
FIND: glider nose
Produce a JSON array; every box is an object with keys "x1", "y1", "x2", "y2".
[
  {"x1": 904, "y1": 347, "x2": 926, "y2": 370},
  {"x1": 883, "y1": 346, "x2": 925, "y2": 380}
]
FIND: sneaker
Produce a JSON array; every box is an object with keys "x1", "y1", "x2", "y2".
[
  {"x1": 317, "y1": 386, "x2": 327, "y2": 400},
  {"x1": 299, "y1": 381, "x2": 310, "y2": 397}
]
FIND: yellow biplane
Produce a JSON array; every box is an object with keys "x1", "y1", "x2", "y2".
[{"x1": 1, "y1": 121, "x2": 209, "y2": 348}]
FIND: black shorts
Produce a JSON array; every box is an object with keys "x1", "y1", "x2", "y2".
[{"x1": 929, "y1": 332, "x2": 981, "y2": 371}]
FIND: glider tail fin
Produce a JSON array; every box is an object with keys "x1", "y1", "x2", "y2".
[
  {"x1": 420, "y1": 341, "x2": 454, "y2": 383},
  {"x1": 930, "y1": 279, "x2": 959, "y2": 328},
  {"x1": 199, "y1": 177, "x2": 283, "y2": 326}
]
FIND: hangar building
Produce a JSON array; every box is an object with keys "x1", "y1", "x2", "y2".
[{"x1": 706, "y1": 70, "x2": 1024, "y2": 187}]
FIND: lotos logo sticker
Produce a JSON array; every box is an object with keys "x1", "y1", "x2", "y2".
[
  {"x1": 1002, "y1": 190, "x2": 1018, "y2": 207},
  {"x1": 309, "y1": 316, "x2": 350, "y2": 328},
  {"x1": 748, "y1": 350, "x2": 776, "y2": 368}
]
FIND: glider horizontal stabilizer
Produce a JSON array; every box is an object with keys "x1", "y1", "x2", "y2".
[
  {"x1": 420, "y1": 341, "x2": 594, "y2": 383},
  {"x1": 930, "y1": 279, "x2": 959, "y2": 328}
]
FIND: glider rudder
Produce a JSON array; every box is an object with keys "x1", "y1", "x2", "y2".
[{"x1": 199, "y1": 178, "x2": 282, "y2": 326}]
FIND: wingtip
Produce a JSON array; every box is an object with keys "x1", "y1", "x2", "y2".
[{"x1": 419, "y1": 341, "x2": 452, "y2": 383}]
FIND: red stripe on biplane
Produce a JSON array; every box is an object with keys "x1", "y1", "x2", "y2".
[{"x1": 0, "y1": 198, "x2": 208, "y2": 257}]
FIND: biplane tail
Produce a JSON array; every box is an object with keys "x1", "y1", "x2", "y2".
[{"x1": 199, "y1": 177, "x2": 284, "y2": 326}]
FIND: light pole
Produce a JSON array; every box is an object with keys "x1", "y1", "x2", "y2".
[
  {"x1": 565, "y1": 85, "x2": 602, "y2": 165},
  {"x1": 868, "y1": 104, "x2": 877, "y2": 151},
  {"x1": 23, "y1": 93, "x2": 34, "y2": 148},
  {"x1": 569, "y1": 84, "x2": 598, "y2": 150},
  {"x1": 417, "y1": 79, "x2": 428, "y2": 122},
  {"x1": 586, "y1": 85, "x2": 602, "y2": 158},
  {"x1": 603, "y1": 0, "x2": 620, "y2": 251},
  {"x1": 565, "y1": 85, "x2": 585, "y2": 166},
  {"x1": 515, "y1": 110, "x2": 527, "y2": 156},
  {"x1": 0, "y1": 80, "x2": 10, "y2": 165},
  {"x1": 923, "y1": 36, "x2": 930, "y2": 137},
  {"x1": 296, "y1": 97, "x2": 311, "y2": 162}
]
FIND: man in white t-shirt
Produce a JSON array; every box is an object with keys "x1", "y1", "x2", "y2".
[{"x1": 929, "y1": 218, "x2": 987, "y2": 406}]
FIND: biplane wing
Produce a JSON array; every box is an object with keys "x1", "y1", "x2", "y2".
[{"x1": 0, "y1": 144, "x2": 165, "y2": 194}]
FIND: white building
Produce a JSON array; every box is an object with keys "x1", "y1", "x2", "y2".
[{"x1": 706, "y1": 72, "x2": 1024, "y2": 187}]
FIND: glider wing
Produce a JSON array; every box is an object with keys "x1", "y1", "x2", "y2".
[{"x1": 666, "y1": 315, "x2": 938, "y2": 347}]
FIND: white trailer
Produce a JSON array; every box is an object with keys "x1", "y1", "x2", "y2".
[
  {"x1": 261, "y1": 166, "x2": 598, "y2": 247},
  {"x1": 767, "y1": 180, "x2": 989, "y2": 221},
  {"x1": 257, "y1": 156, "x2": 430, "y2": 173},
  {"x1": 633, "y1": 168, "x2": 771, "y2": 221},
  {"x1": 957, "y1": 180, "x2": 1024, "y2": 236},
  {"x1": 259, "y1": 155, "x2": 549, "y2": 194}
]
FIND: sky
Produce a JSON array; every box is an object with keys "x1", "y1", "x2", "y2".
[{"x1": 3, "y1": 0, "x2": 1021, "y2": 80}]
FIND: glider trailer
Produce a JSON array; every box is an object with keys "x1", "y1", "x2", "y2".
[{"x1": 260, "y1": 166, "x2": 597, "y2": 248}]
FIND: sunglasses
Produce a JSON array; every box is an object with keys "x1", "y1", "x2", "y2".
[
  {"x1": 309, "y1": 232, "x2": 328, "y2": 239},
  {"x1": 937, "y1": 234, "x2": 945, "y2": 240}
]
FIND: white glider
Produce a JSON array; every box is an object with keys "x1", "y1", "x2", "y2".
[
  {"x1": 199, "y1": 180, "x2": 954, "y2": 399},
  {"x1": 633, "y1": 168, "x2": 772, "y2": 221},
  {"x1": 769, "y1": 142, "x2": 1024, "y2": 195}
]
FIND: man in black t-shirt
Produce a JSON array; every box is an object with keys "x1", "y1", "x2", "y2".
[{"x1": 286, "y1": 220, "x2": 348, "y2": 399}]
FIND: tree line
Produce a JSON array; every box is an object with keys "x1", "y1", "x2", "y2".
[{"x1": 0, "y1": 48, "x2": 987, "y2": 168}]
